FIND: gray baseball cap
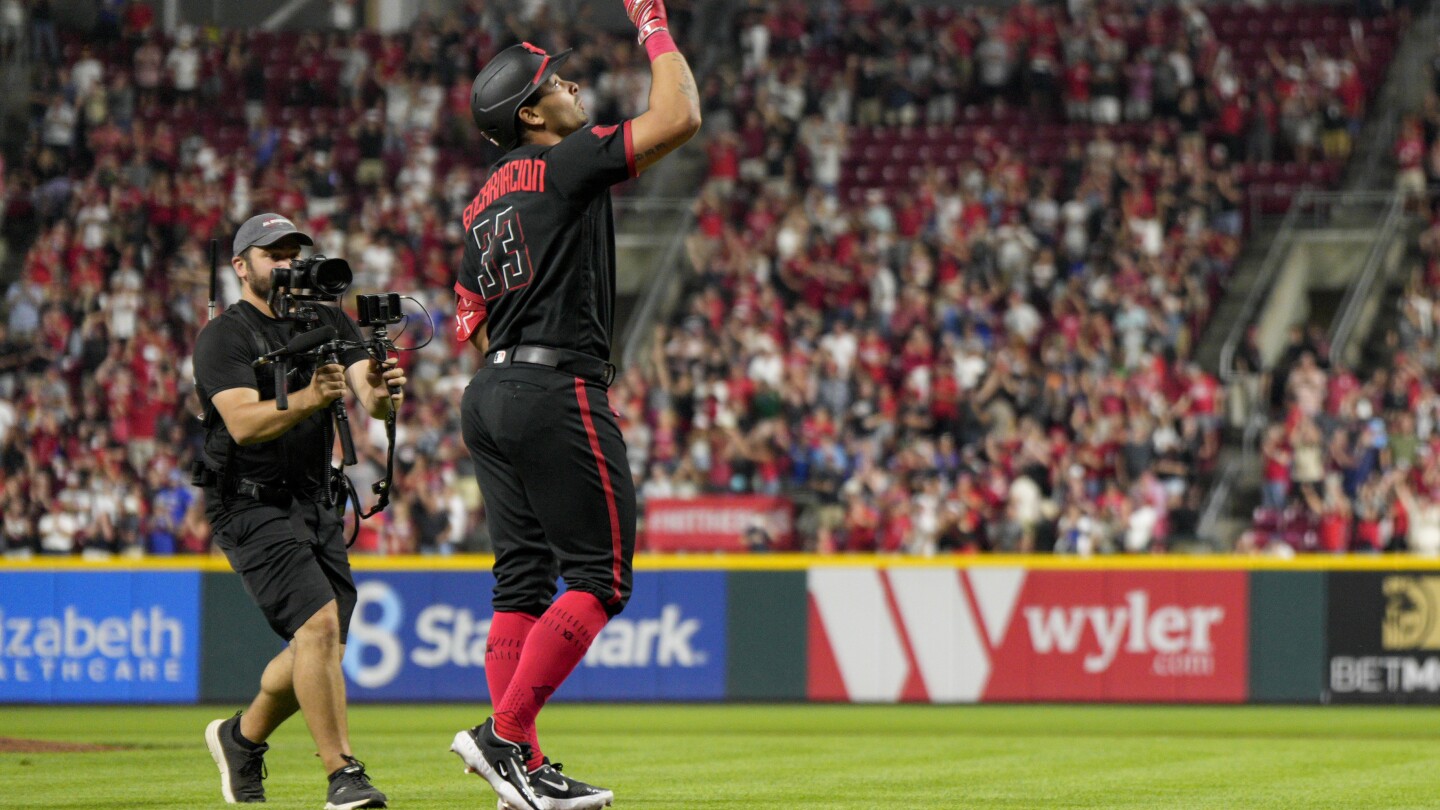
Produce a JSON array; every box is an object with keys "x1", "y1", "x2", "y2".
[{"x1": 232, "y1": 213, "x2": 314, "y2": 258}]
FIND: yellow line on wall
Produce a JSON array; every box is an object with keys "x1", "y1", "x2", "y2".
[{"x1": 5, "y1": 553, "x2": 1440, "y2": 572}]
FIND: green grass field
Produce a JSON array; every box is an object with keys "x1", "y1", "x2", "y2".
[{"x1": 3, "y1": 704, "x2": 1440, "y2": 809}]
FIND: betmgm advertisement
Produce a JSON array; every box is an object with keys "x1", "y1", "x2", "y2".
[
  {"x1": 1329, "y1": 572, "x2": 1440, "y2": 704},
  {"x1": 0, "y1": 572, "x2": 201, "y2": 703}
]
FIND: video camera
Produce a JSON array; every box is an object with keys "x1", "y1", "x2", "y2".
[
  {"x1": 269, "y1": 254, "x2": 353, "y2": 323},
  {"x1": 261, "y1": 256, "x2": 427, "y2": 531},
  {"x1": 266, "y1": 283, "x2": 407, "y2": 468},
  {"x1": 202, "y1": 237, "x2": 435, "y2": 543}
]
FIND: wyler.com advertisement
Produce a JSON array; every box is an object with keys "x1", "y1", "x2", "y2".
[
  {"x1": 984, "y1": 570, "x2": 1249, "y2": 702},
  {"x1": 0, "y1": 571, "x2": 201, "y2": 703},
  {"x1": 807, "y1": 568, "x2": 1249, "y2": 703},
  {"x1": 340, "y1": 570, "x2": 727, "y2": 702},
  {"x1": 1328, "y1": 572, "x2": 1440, "y2": 704}
]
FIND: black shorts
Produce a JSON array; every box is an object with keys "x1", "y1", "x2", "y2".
[
  {"x1": 461, "y1": 366, "x2": 636, "y2": 617},
  {"x1": 209, "y1": 492, "x2": 358, "y2": 643}
]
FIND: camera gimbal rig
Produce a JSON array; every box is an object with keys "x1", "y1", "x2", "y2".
[{"x1": 207, "y1": 239, "x2": 432, "y2": 542}]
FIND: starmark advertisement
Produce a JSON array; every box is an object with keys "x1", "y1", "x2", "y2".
[
  {"x1": 807, "y1": 568, "x2": 1248, "y2": 703},
  {"x1": 1328, "y1": 572, "x2": 1440, "y2": 703},
  {"x1": 341, "y1": 570, "x2": 726, "y2": 702}
]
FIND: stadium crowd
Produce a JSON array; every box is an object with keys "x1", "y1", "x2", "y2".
[
  {"x1": 610, "y1": 0, "x2": 1396, "y2": 555},
  {"x1": 621, "y1": 0, "x2": 1265, "y2": 555},
  {"x1": 724, "y1": 0, "x2": 1379, "y2": 165},
  {"x1": 1242, "y1": 254, "x2": 1440, "y2": 556},
  {"x1": 0, "y1": 0, "x2": 693, "y2": 557},
  {"x1": 1234, "y1": 32, "x2": 1440, "y2": 556},
  {"x1": 0, "y1": 0, "x2": 1404, "y2": 556}
]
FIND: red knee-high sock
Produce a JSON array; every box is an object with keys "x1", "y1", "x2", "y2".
[
  {"x1": 493, "y1": 591, "x2": 609, "y2": 770},
  {"x1": 485, "y1": 611, "x2": 538, "y2": 710}
]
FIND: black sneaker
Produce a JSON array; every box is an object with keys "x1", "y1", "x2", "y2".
[
  {"x1": 325, "y1": 755, "x2": 388, "y2": 810},
  {"x1": 451, "y1": 718, "x2": 550, "y2": 810},
  {"x1": 205, "y1": 712, "x2": 268, "y2": 803},
  {"x1": 514, "y1": 760, "x2": 614, "y2": 810}
]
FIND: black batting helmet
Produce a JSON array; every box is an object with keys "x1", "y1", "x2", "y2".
[{"x1": 470, "y1": 42, "x2": 573, "y2": 150}]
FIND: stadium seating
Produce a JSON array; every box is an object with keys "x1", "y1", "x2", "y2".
[
  {"x1": 0, "y1": 0, "x2": 1411, "y2": 556},
  {"x1": 622, "y1": 0, "x2": 1400, "y2": 554},
  {"x1": 0, "y1": 5, "x2": 660, "y2": 556}
]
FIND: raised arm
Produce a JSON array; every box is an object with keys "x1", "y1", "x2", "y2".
[
  {"x1": 623, "y1": 0, "x2": 702, "y2": 174},
  {"x1": 1394, "y1": 473, "x2": 1418, "y2": 516}
]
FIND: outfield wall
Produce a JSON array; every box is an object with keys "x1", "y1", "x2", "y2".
[{"x1": 1, "y1": 557, "x2": 1437, "y2": 705}]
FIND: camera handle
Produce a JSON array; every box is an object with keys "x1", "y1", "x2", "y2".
[
  {"x1": 321, "y1": 342, "x2": 358, "y2": 467},
  {"x1": 274, "y1": 361, "x2": 289, "y2": 410},
  {"x1": 256, "y1": 325, "x2": 337, "y2": 412},
  {"x1": 371, "y1": 325, "x2": 403, "y2": 400}
]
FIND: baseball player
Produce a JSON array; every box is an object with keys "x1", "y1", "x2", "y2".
[
  {"x1": 196, "y1": 214, "x2": 404, "y2": 809},
  {"x1": 445, "y1": 2, "x2": 700, "y2": 809}
]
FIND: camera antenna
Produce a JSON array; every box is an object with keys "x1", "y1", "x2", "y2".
[{"x1": 207, "y1": 238, "x2": 219, "y2": 321}]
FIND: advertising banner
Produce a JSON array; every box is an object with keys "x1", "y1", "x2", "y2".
[
  {"x1": 341, "y1": 571, "x2": 727, "y2": 702},
  {"x1": 0, "y1": 571, "x2": 201, "y2": 703},
  {"x1": 808, "y1": 568, "x2": 1248, "y2": 703},
  {"x1": 1328, "y1": 572, "x2": 1440, "y2": 704},
  {"x1": 643, "y1": 497, "x2": 794, "y2": 552}
]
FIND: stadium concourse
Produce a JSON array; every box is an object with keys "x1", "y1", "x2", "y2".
[{"x1": 0, "y1": 0, "x2": 1413, "y2": 558}]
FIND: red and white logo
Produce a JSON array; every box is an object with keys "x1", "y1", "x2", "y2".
[
  {"x1": 808, "y1": 567, "x2": 1025, "y2": 702},
  {"x1": 807, "y1": 569, "x2": 1248, "y2": 703},
  {"x1": 645, "y1": 497, "x2": 794, "y2": 552}
]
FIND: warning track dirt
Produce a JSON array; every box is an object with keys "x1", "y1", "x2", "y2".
[{"x1": 0, "y1": 737, "x2": 120, "y2": 753}]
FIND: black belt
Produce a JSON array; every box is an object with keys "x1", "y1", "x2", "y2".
[
  {"x1": 487, "y1": 345, "x2": 616, "y2": 387},
  {"x1": 191, "y1": 464, "x2": 296, "y2": 507}
]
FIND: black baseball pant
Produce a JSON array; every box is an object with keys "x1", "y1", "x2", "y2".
[{"x1": 461, "y1": 365, "x2": 636, "y2": 617}]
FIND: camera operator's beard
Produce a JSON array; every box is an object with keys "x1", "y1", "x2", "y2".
[{"x1": 246, "y1": 271, "x2": 273, "y2": 302}]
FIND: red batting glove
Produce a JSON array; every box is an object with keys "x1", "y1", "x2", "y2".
[{"x1": 624, "y1": 0, "x2": 668, "y2": 45}]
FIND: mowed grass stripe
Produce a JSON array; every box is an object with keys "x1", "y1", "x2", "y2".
[{"x1": 3, "y1": 704, "x2": 1440, "y2": 809}]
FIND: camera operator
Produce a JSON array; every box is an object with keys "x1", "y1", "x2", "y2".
[{"x1": 193, "y1": 213, "x2": 401, "y2": 810}]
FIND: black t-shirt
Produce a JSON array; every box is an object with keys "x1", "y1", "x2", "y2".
[
  {"x1": 454, "y1": 121, "x2": 637, "y2": 361},
  {"x1": 192, "y1": 300, "x2": 368, "y2": 492}
]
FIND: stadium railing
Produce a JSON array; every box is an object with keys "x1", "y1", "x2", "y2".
[
  {"x1": 1329, "y1": 192, "x2": 1407, "y2": 366},
  {"x1": 1203, "y1": 190, "x2": 1407, "y2": 546}
]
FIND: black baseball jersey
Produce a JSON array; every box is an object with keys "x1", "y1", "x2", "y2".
[
  {"x1": 193, "y1": 301, "x2": 368, "y2": 494},
  {"x1": 454, "y1": 121, "x2": 637, "y2": 360}
]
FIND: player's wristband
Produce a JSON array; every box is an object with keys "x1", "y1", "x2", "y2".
[{"x1": 643, "y1": 29, "x2": 678, "y2": 61}]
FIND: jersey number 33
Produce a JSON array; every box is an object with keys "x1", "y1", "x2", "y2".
[{"x1": 471, "y1": 206, "x2": 534, "y2": 300}]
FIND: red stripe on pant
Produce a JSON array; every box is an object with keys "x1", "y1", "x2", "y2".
[{"x1": 573, "y1": 377, "x2": 623, "y2": 605}]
